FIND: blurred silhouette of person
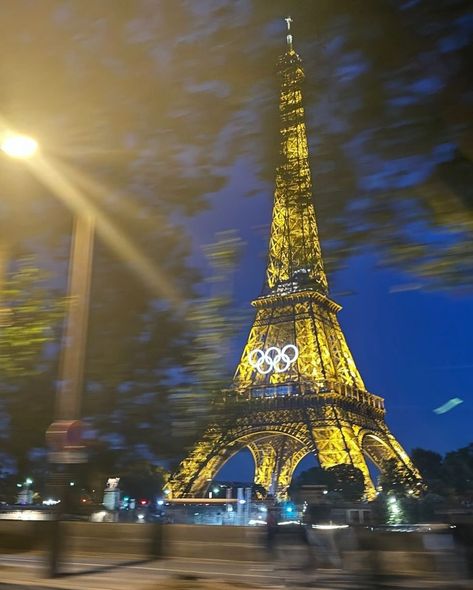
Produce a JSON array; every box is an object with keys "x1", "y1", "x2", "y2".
[
  {"x1": 452, "y1": 522, "x2": 473, "y2": 579},
  {"x1": 265, "y1": 496, "x2": 279, "y2": 556}
]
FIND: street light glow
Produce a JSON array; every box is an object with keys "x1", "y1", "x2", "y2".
[{"x1": 1, "y1": 134, "x2": 38, "y2": 158}]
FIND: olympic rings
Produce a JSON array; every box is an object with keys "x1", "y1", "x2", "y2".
[{"x1": 248, "y1": 344, "x2": 299, "y2": 375}]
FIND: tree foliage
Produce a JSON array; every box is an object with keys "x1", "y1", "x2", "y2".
[
  {"x1": 292, "y1": 463, "x2": 365, "y2": 501},
  {"x1": 411, "y1": 444, "x2": 473, "y2": 499},
  {"x1": 82, "y1": 230, "x2": 243, "y2": 475},
  {"x1": 0, "y1": 257, "x2": 64, "y2": 378},
  {"x1": 379, "y1": 458, "x2": 423, "y2": 496},
  {"x1": 0, "y1": 1, "x2": 471, "y2": 289}
]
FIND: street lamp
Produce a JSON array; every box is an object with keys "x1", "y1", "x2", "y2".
[
  {"x1": 2, "y1": 132, "x2": 93, "y2": 437},
  {"x1": 2, "y1": 133, "x2": 94, "y2": 576},
  {"x1": 1, "y1": 134, "x2": 38, "y2": 159}
]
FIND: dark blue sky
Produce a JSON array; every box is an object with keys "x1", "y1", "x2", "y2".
[{"x1": 189, "y1": 155, "x2": 473, "y2": 465}]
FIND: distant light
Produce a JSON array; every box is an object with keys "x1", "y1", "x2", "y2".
[
  {"x1": 16, "y1": 484, "x2": 22, "y2": 488},
  {"x1": 137, "y1": 514, "x2": 145, "y2": 520},
  {"x1": 69, "y1": 482, "x2": 75, "y2": 487},
  {"x1": 8, "y1": 510, "x2": 48, "y2": 521},
  {"x1": 287, "y1": 506, "x2": 293, "y2": 513},
  {"x1": 313, "y1": 524, "x2": 349, "y2": 530},
  {"x1": 157, "y1": 500, "x2": 164, "y2": 506},
  {"x1": 42, "y1": 499, "x2": 60, "y2": 506},
  {"x1": 1, "y1": 135, "x2": 38, "y2": 159},
  {"x1": 91, "y1": 510, "x2": 107, "y2": 522},
  {"x1": 140, "y1": 499, "x2": 147, "y2": 505},
  {"x1": 213, "y1": 487, "x2": 220, "y2": 494},
  {"x1": 25, "y1": 478, "x2": 33, "y2": 485},
  {"x1": 248, "y1": 518, "x2": 266, "y2": 526},
  {"x1": 322, "y1": 490, "x2": 328, "y2": 495},
  {"x1": 239, "y1": 499, "x2": 246, "y2": 504}
]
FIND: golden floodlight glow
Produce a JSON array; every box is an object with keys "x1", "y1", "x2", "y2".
[
  {"x1": 1, "y1": 134, "x2": 38, "y2": 159},
  {"x1": 166, "y1": 20, "x2": 422, "y2": 503}
]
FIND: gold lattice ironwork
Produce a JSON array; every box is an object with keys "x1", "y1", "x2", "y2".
[{"x1": 167, "y1": 24, "x2": 421, "y2": 501}]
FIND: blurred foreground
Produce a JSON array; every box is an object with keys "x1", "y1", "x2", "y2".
[{"x1": 1, "y1": 518, "x2": 472, "y2": 589}]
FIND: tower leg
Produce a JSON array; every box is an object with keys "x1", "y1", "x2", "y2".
[
  {"x1": 311, "y1": 407, "x2": 377, "y2": 499},
  {"x1": 358, "y1": 425, "x2": 422, "y2": 490},
  {"x1": 248, "y1": 437, "x2": 278, "y2": 492},
  {"x1": 248, "y1": 435, "x2": 312, "y2": 499}
]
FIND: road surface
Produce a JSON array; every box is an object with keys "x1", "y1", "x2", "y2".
[{"x1": 0, "y1": 552, "x2": 471, "y2": 589}]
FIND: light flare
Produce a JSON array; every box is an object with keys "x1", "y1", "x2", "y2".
[{"x1": 23, "y1": 154, "x2": 182, "y2": 306}]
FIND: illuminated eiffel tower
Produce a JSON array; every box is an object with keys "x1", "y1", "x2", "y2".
[{"x1": 167, "y1": 20, "x2": 420, "y2": 500}]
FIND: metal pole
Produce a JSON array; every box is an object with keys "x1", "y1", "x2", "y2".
[
  {"x1": 48, "y1": 210, "x2": 95, "y2": 577},
  {"x1": 56, "y1": 211, "x2": 95, "y2": 421}
]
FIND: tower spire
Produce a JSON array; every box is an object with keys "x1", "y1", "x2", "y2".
[
  {"x1": 285, "y1": 16, "x2": 293, "y2": 49},
  {"x1": 264, "y1": 20, "x2": 328, "y2": 295}
]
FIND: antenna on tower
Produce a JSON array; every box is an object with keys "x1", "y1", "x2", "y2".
[{"x1": 285, "y1": 16, "x2": 293, "y2": 49}]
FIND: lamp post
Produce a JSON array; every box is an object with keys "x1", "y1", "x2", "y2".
[
  {"x1": 2, "y1": 133, "x2": 95, "y2": 576},
  {"x1": 2, "y1": 132, "x2": 94, "y2": 429}
]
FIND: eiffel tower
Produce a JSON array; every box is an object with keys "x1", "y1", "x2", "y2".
[{"x1": 167, "y1": 20, "x2": 420, "y2": 500}]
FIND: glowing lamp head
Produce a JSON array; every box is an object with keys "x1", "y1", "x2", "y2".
[{"x1": 1, "y1": 134, "x2": 38, "y2": 159}]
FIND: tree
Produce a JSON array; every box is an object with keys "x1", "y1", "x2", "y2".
[
  {"x1": 0, "y1": 257, "x2": 64, "y2": 378},
  {"x1": 411, "y1": 448, "x2": 449, "y2": 496},
  {"x1": 117, "y1": 461, "x2": 166, "y2": 500},
  {"x1": 81, "y1": 230, "x2": 244, "y2": 481},
  {"x1": 171, "y1": 231, "x2": 246, "y2": 443},
  {"x1": 291, "y1": 463, "x2": 365, "y2": 501},
  {"x1": 0, "y1": 258, "x2": 64, "y2": 479},
  {"x1": 379, "y1": 458, "x2": 421, "y2": 496},
  {"x1": 442, "y1": 444, "x2": 473, "y2": 497},
  {"x1": 325, "y1": 464, "x2": 365, "y2": 501},
  {"x1": 411, "y1": 448, "x2": 443, "y2": 481}
]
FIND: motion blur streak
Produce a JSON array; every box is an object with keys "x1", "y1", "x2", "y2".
[
  {"x1": 59, "y1": 158, "x2": 172, "y2": 237},
  {"x1": 433, "y1": 397, "x2": 464, "y2": 414}
]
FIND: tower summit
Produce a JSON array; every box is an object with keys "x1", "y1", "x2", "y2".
[
  {"x1": 167, "y1": 21, "x2": 420, "y2": 499},
  {"x1": 266, "y1": 16, "x2": 327, "y2": 295}
]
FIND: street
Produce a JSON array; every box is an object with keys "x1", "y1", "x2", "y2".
[{"x1": 1, "y1": 552, "x2": 472, "y2": 590}]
